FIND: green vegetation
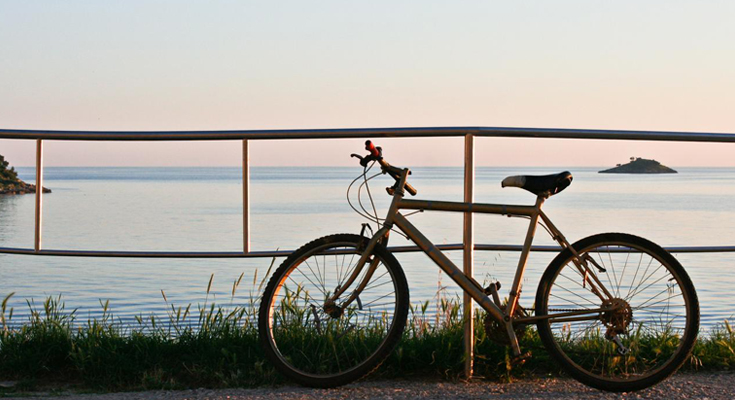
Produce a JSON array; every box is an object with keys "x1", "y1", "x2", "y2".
[
  {"x1": 0, "y1": 154, "x2": 50, "y2": 194},
  {"x1": 0, "y1": 277, "x2": 733, "y2": 393},
  {"x1": 0, "y1": 155, "x2": 19, "y2": 185}
]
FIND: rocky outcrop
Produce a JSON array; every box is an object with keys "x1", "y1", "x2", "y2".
[
  {"x1": 0, "y1": 154, "x2": 51, "y2": 194},
  {"x1": 599, "y1": 157, "x2": 677, "y2": 174}
]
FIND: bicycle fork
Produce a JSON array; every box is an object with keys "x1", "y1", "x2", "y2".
[{"x1": 324, "y1": 226, "x2": 390, "y2": 315}]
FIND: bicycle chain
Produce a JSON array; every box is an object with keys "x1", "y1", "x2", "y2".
[{"x1": 526, "y1": 308, "x2": 600, "y2": 313}]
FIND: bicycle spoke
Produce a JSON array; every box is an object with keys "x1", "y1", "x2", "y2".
[
  {"x1": 607, "y1": 246, "x2": 621, "y2": 298},
  {"x1": 294, "y1": 267, "x2": 327, "y2": 297},
  {"x1": 359, "y1": 291, "x2": 396, "y2": 308},
  {"x1": 549, "y1": 292, "x2": 595, "y2": 309},
  {"x1": 548, "y1": 281, "x2": 599, "y2": 306},
  {"x1": 626, "y1": 261, "x2": 663, "y2": 301},
  {"x1": 303, "y1": 259, "x2": 328, "y2": 296}
]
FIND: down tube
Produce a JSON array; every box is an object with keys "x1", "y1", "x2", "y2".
[{"x1": 392, "y1": 213, "x2": 505, "y2": 322}]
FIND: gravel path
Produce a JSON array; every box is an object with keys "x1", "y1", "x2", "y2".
[{"x1": 3, "y1": 372, "x2": 733, "y2": 400}]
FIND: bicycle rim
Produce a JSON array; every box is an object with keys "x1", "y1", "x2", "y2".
[{"x1": 537, "y1": 233, "x2": 698, "y2": 391}]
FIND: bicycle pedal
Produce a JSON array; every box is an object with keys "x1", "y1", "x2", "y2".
[
  {"x1": 510, "y1": 351, "x2": 532, "y2": 366},
  {"x1": 484, "y1": 282, "x2": 502, "y2": 307}
]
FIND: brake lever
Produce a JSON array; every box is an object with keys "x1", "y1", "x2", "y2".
[
  {"x1": 351, "y1": 153, "x2": 368, "y2": 167},
  {"x1": 352, "y1": 153, "x2": 379, "y2": 167}
]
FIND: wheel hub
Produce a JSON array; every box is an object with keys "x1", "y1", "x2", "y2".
[
  {"x1": 323, "y1": 300, "x2": 343, "y2": 318},
  {"x1": 600, "y1": 298, "x2": 632, "y2": 335}
]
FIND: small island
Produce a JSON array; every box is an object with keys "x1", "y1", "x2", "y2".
[
  {"x1": 0, "y1": 154, "x2": 51, "y2": 194},
  {"x1": 599, "y1": 157, "x2": 677, "y2": 174}
]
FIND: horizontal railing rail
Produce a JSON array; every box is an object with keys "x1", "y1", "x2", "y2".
[
  {"x1": 2, "y1": 125, "x2": 735, "y2": 378},
  {"x1": 1, "y1": 244, "x2": 734, "y2": 258},
  {"x1": 3, "y1": 126, "x2": 735, "y2": 142}
]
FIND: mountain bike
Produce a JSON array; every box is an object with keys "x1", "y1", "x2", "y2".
[{"x1": 258, "y1": 141, "x2": 699, "y2": 392}]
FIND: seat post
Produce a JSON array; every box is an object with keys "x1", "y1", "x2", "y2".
[{"x1": 535, "y1": 194, "x2": 547, "y2": 210}]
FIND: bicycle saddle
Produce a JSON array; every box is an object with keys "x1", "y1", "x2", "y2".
[{"x1": 501, "y1": 171, "x2": 573, "y2": 197}]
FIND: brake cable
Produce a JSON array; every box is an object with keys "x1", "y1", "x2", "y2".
[
  {"x1": 358, "y1": 168, "x2": 382, "y2": 230},
  {"x1": 346, "y1": 163, "x2": 377, "y2": 222},
  {"x1": 346, "y1": 163, "x2": 409, "y2": 240}
]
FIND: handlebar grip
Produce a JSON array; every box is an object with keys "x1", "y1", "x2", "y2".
[
  {"x1": 365, "y1": 140, "x2": 381, "y2": 158},
  {"x1": 405, "y1": 182, "x2": 418, "y2": 196}
]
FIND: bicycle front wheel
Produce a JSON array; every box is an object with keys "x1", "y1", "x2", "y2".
[
  {"x1": 536, "y1": 233, "x2": 699, "y2": 392},
  {"x1": 258, "y1": 234, "x2": 409, "y2": 388}
]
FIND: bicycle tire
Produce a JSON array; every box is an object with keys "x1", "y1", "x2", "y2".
[
  {"x1": 535, "y1": 233, "x2": 699, "y2": 392},
  {"x1": 258, "y1": 234, "x2": 409, "y2": 388}
]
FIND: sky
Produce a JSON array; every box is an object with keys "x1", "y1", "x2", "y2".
[{"x1": 1, "y1": 1, "x2": 734, "y2": 167}]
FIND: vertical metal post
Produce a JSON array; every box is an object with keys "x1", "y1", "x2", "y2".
[
  {"x1": 242, "y1": 139, "x2": 250, "y2": 253},
  {"x1": 463, "y1": 133, "x2": 475, "y2": 378},
  {"x1": 34, "y1": 139, "x2": 44, "y2": 252}
]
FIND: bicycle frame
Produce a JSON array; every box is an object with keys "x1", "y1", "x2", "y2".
[{"x1": 331, "y1": 168, "x2": 616, "y2": 355}]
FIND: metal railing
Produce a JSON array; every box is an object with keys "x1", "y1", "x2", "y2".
[{"x1": 2, "y1": 125, "x2": 735, "y2": 377}]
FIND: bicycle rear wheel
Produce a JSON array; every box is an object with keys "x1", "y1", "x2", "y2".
[
  {"x1": 535, "y1": 233, "x2": 699, "y2": 392},
  {"x1": 258, "y1": 234, "x2": 409, "y2": 388}
]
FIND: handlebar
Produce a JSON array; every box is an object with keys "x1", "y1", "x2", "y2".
[
  {"x1": 365, "y1": 140, "x2": 381, "y2": 158},
  {"x1": 354, "y1": 140, "x2": 417, "y2": 196},
  {"x1": 403, "y1": 179, "x2": 419, "y2": 196}
]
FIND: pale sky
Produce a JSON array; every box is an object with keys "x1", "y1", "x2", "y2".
[{"x1": 1, "y1": 1, "x2": 734, "y2": 167}]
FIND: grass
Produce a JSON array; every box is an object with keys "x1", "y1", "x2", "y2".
[{"x1": 0, "y1": 275, "x2": 733, "y2": 392}]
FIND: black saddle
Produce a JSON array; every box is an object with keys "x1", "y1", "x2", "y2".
[{"x1": 501, "y1": 171, "x2": 573, "y2": 197}]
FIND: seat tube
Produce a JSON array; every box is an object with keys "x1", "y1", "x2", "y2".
[{"x1": 507, "y1": 195, "x2": 544, "y2": 317}]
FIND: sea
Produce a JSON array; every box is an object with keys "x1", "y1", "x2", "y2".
[{"x1": 1, "y1": 166, "x2": 734, "y2": 331}]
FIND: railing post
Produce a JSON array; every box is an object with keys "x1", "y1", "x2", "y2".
[
  {"x1": 243, "y1": 139, "x2": 250, "y2": 253},
  {"x1": 34, "y1": 139, "x2": 44, "y2": 252},
  {"x1": 463, "y1": 133, "x2": 475, "y2": 378}
]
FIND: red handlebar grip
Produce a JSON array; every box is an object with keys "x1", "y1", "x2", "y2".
[{"x1": 365, "y1": 140, "x2": 381, "y2": 157}]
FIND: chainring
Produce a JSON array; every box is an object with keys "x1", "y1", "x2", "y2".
[{"x1": 484, "y1": 305, "x2": 529, "y2": 345}]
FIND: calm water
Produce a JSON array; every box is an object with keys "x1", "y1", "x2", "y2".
[{"x1": 1, "y1": 166, "x2": 734, "y2": 330}]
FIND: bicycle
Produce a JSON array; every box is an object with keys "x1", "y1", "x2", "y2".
[{"x1": 258, "y1": 141, "x2": 699, "y2": 392}]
